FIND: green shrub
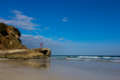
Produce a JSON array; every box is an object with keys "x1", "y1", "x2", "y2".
[
  {"x1": 0, "y1": 23, "x2": 8, "y2": 35},
  {"x1": 0, "y1": 23, "x2": 7, "y2": 28},
  {"x1": 0, "y1": 29, "x2": 8, "y2": 35}
]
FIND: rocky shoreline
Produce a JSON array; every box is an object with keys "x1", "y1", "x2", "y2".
[{"x1": 0, "y1": 48, "x2": 51, "y2": 60}]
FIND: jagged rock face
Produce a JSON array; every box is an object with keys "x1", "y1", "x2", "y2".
[
  {"x1": 0, "y1": 23, "x2": 27, "y2": 50},
  {"x1": 30, "y1": 48, "x2": 51, "y2": 57}
]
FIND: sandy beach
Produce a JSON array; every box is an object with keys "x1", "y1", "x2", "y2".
[
  {"x1": 0, "y1": 58, "x2": 120, "y2": 80},
  {"x1": 0, "y1": 59, "x2": 77, "y2": 80},
  {"x1": 0, "y1": 62, "x2": 64, "y2": 80}
]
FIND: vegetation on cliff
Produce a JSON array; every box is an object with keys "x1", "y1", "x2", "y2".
[
  {"x1": 0, "y1": 23, "x2": 27, "y2": 50},
  {"x1": 0, "y1": 23, "x2": 8, "y2": 35}
]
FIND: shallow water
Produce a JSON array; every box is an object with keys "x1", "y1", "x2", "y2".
[{"x1": 49, "y1": 59, "x2": 120, "y2": 80}]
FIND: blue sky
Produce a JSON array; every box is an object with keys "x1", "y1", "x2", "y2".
[{"x1": 0, "y1": 0, "x2": 120, "y2": 55}]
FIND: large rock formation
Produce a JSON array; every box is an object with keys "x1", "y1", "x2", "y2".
[
  {"x1": 0, "y1": 23, "x2": 51, "y2": 59},
  {"x1": 0, "y1": 48, "x2": 51, "y2": 59},
  {"x1": 0, "y1": 23, "x2": 27, "y2": 50}
]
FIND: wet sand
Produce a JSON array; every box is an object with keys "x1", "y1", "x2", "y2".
[
  {"x1": 0, "y1": 63, "x2": 60, "y2": 80},
  {"x1": 0, "y1": 59, "x2": 78, "y2": 80},
  {"x1": 0, "y1": 58, "x2": 120, "y2": 80}
]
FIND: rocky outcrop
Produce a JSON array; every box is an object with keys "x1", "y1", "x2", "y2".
[
  {"x1": 31, "y1": 48, "x2": 51, "y2": 57},
  {"x1": 0, "y1": 48, "x2": 51, "y2": 59},
  {"x1": 0, "y1": 23, "x2": 27, "y2": 50},
  {"x1": 0, "y1": 23, "x2": 51, "y2": 59}
]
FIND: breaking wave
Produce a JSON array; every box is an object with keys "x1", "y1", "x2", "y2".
[{"x1": 50, "y1": 55, "x2": 120, "y2": 63}]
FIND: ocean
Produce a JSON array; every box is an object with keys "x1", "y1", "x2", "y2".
[
  {"x1": 50, "y1": 55, "x2": 120, "y2": 63},
  {"x1": 49, "y1": 55, "x2": 120, "y2": 80}
]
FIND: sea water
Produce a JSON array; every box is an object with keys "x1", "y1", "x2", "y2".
[
  {"x1": 49, "y1": 55, "x2": 120, "y2": 80},
  {"x1": 50, "y1": 55, "x2": 120, "y2": 63}
]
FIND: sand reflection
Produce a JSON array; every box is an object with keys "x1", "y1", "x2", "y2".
[{"x1": 0, "y1": 59, "x2": 50, "y2": 69}]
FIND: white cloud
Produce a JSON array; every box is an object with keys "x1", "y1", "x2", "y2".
[
  {"x1": 20, "y1": 34, "x2": 70, "y2": 49},
  {"x1": 20, "y1": 34, "x2": 120, "y2": 55},
  {"x1": 62, "y1": 17, "x2": 68, "y2": 22},
  {"x1": 0, "y1": 10, "x2": 41, "y2": 30},
  {"x1": 44, "y1": 27, "x2": 50, "y2": 29},
  {"x1": 59, "y1": 37, "x2": 65, "y2": 40}
]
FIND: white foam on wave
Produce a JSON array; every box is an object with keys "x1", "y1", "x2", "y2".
[
  {"x1": 51, "y1": 56, "x2": 120, "y2": 63},
  {"x1": 66, "y1": 58, "x2": 101, "y2": 61},
  {"x1": 66, "y1": 58, "x2": 80, "y2": 60},
  {"x1": 52, "y1": 57, "x2": 120, "y2": 63},
  {"x1": 103, "y1": 57, "x2": 111, "y2": 58},
  {"x1": 78, "y1": 56, "x2": 100, "y2": 59}
]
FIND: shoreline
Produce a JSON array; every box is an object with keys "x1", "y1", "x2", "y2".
[{"x1": 0, "y1": 58, "x2": 120, "y2": 80}]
